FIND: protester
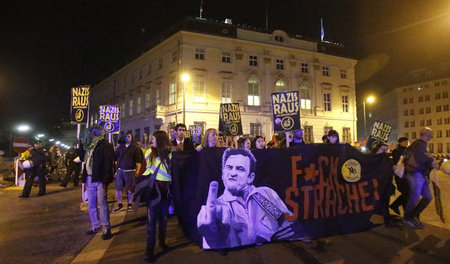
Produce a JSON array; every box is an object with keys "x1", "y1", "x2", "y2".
[
  {"x1": 403, "y1": 127, "x2": 439, "y2": 229},
  {"x1": 60, "y1": 141, "x2": 83, "y2": 188},
  {"x1": 142, "y1": 130, "x2": 172, "y2": 262},
  {"x1": 252, "y1": 135, "x2": 266, "y2": 150},
  {"x1": 389, "y1": 137, "x2": 409, "y2": 215},
  {"x1": 322, "y1": 135, "x2": 328, "y2": 143},
  {"x1": 237, "y1": 137, "x2": 251, "y2": 150},
  {"x1": 19, "y1": 140, "x2": 48, "y2": 198},
  {"x1": 196, "y1": 128, "x2": 218, "y2": 151},
  {"x1": 290, "y1": 129, "x2": 305, "y2": 146},
  {"x1": 169, "y1": 127, "x2": 177, "y2": 142},
  {"x1": 326, "y1": 130, "x2": 340, "y2": 144},
  {"x1": 197, "y1": 148, "x2": 302, "y2": 249},
  {"x1": 82, "y1": 125, "x2": 115, "y2": 240},
  {"x1": 113, "y1": 132, "x2": 143, "y2": 212},
  {"x1": 171, "y1": 123, "x2": 195, "y2": 151},
  {"x1": 216, "y1": 132, "x2": 227, "y2": 147}
]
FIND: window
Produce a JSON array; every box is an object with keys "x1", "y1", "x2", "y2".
[
  {"x1": 418, "y1": 96, "x2": 423, "y2": 102},
  {"x1": 412, "y1": 132, "x2": 417, "y2": 139},
  {"x1": 221, "y1": 81, "x2": 232, "y2": 103},
  {"x1": 301, "y1": 63, "x2": 309, "y2": 73},
  {"x1": 436, "y1": 93, "x2": 441, "y2": 99},
  {"x1": 437, "y1": 118, "x2": 443, "y2": 125},
  {"x1": 340, "y1": 69, "x2": 347, "y2": 79},
  {"x1": 195, "y1": 48, "x2": 205, "y2": 60},
  {"x1": 169, "y1": 80, "x2": 177, "y2": 105},
  {"x1": 172, "y1": 51, "x2": 178, "y2": 63},
  {"x1": 129, "y1": 99, "x2": 133, "y2": 116},
  {"x1": 425, "y1": 95, "x2": 430, "y2": 101},
  {"x1": 435, "y1": 82, "x2": 441, "y2": 87},
  {"x1": 408, "y1": 97, "x2": 413, "y2": 104},
  {"x1": 94, "y1": 113, "x2": 98, "y2": 124},
  {"x1": 404, "y1": 110, "x2": 409, "y2": 116},
  {"x1": 420, "y1": 120, "x2": 424, "y2": 126},
  {"x1": 136, "y1": 96, "x2": 141, "y2": 114},
  {"x1": 444, "y1": 104, "x2": 449, "y2": 111},
  {"x1": 447, "y1": 130, "x2": 450, "y2": 137},
  {"x1": 438, "y1": 143, "x2": 443, "y2": 153},
  {"x1": 145, "y1": 89, "x2": 151, "y2": 108},
  {"x1": 121, "y1": 103, "x2": 126, "y2": 117},
  {"x1": 300, "y1": 85, "x2": 311, "y2": 110},
  {"x1": 342, "y1": 127, "x2": 351, "y2": 142},
  {"x1": 322, "y1": 66, "x2": 329, "y2": 76},
  {"x1": 147, "y1": 64, "x2": 152, "y2": 75},
  {"x1": 342, "y1": 95, "x2": 349, "y2": 112},
  {"x1": 419, "y1": 108, "x2": 424, "y2": 114},
  {"x1": 156, "y1": 86, "x2": 161, "y2": 105},
  {"x1": 249, "y1": 55, "x2": 258, "y2": 67},
  {"x1": 410, "y1": 109, "x2": 414, "y2": 115},
  {"x1": 304, "y1": 126, "x2": 313, "y2": 143},
  {"x1": 410, "y1": 121, "x2": 415, "y2": 127},
  {"x1": 324, "y1": 93, "x2": 331, "y2": 111},
  {"x1": 447, "y1": 143, "x2": 450, "y2": 153},
  {"x1": 248, "y1": 78, "x2": 260, "y2": 106},
  {"x1": 250, "y1": 123, "x2": 262, "y2": 136},
  {"x1": 221, "y1": 52, "x2": 231, "y2": 63},
  {"x1": 443, "y1": 80, "x2": 448, "y2": 85},
  {"x1": 158, "y1": 58, "x2": 163, "y2": 70},
  {"x1": 403, "y1": 98, "x2": 408, "y2": 104},
  {"x1": 405, "y1": 121, "x2": 409, "y2": 128},
  {"x1": 445, "y1": 117, "x2": 450, "y2": 124},
  {"x1": 436, "y1": 105, "x2": 442, "y2": 112},
  {"x1": 426, "y1": 107, "x2": 431, "y2": 113},
  {"x1": 437, "y1": 130, "x2": 442, "y2": 138},
  {"x1": 429, "y1": 143, "x2": 434, "y2": 153},
  {"x1": 443, "y1": 91, "x2": 449, "y2": 98},
  {"x1": 427, "y1": 119, "x2": 432, "y2": 126},
  {"x1": 193, "y1": 81, "x2": 206, "y2": 103},
  {"x1": 324, "y1": 126, "x2": 333, "y2": 136},
  {"x1": 90, "y1": 115, "x2": 93, "y2": 126},
  {"x1": 404, "y1": 132, "x2": 409, "y2": 138},
  {"x1": 275, "y1": 80, "x2": 286, "y2": 92},
  {"x1": 276, "y1": 59, "x2": 284, "y2": 70}
]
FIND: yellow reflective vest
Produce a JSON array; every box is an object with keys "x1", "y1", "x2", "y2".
[{"x1": 143, "y1": 148, "x2": 171, "y2": 182}]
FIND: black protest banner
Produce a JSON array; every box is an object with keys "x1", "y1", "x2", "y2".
[
  {"x1": 366, "y1": 121, "x2": 392, "y2": 152},
  {"x1": 98, "y1": 105, "x2": 120, "y2": 134},
  {"x1": 271, "y1": 91, "x2": 300, "y2": 132},
  {"x1": 218, "y1": 103, "x2": 243, "y2": 136},
  {"x1": 70, "y1": 85, "x2": 90, "y2": 124},
  {"x1": 171, "y1": 145, "x2": 393, "y2": 250}
]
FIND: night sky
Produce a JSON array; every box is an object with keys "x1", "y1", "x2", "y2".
[{"x1": 1, "y1": 0, "x2": 449, "y2": 133}]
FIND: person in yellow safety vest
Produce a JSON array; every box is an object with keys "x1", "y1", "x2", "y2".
[
  {"x1": 20, "y1": 145, "x2": 33, "y2": 159},
  {"x1": 142, "y1": 130, "x2": 172, "y2": 262}
]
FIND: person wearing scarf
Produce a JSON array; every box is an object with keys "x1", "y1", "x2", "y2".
[{"x1": 82, "y1": 125, "x2": 115, "y2": 240}]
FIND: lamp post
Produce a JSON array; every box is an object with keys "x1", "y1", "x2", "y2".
[
  {"x1": 181, "y1": 73, "x2": 190, "y2": 124},
  {"x1": 363, "y1": 96, "x2": 375, "y2": 137}
]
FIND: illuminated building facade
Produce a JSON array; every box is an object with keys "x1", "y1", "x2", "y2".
[{"x1": 90, "y1": 18, "x2": 357, "y2": 144}]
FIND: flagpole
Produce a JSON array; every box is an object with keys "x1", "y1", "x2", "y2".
[{"x1": 320, "y1": 18, "x2": 324, "y2": 42}]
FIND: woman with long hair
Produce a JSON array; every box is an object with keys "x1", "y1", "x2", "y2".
[
  {"x1": 142, "y1": 130, "x2": 172, "y2": 262},
  {"x1": 196, "y1": 128, "x2": 218, "y2": 151}
]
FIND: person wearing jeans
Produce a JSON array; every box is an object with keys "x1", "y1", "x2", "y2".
[{"x1": 82, "y1": 125, "x2": 115, "y2": 240}]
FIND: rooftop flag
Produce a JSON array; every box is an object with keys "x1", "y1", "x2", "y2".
[{"x1": 321, "y1": 18, "x2": 325, "y2": 42}]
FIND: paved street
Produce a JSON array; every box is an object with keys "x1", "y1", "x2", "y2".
[{"x1": 1, "y1": 171, "x2": 450, "y2": 264}]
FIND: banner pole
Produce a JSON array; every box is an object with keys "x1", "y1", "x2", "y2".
[
  {"x1": 285, "y1": 132, "x2": 290, "y2": 148},
  {"x1": 76, "y1": 124, "x2": 81, "y2": 148}
]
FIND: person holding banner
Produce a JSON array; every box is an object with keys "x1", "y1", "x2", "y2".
[
  {"x1": 82, "y1": 125, "x2": 115, "y2": 240},
  {"x1": 197, "y1": 148, "x2": 302, "y2": 249},
  {"x1": 326, "y1": 130, "x2": 340, "y2": 144},
  {"x1": 389, "y1": 137, "x2": 409, "y2": 215},
  {"x1": 171, "y1": 123, "x2": 195, "y2": 151},
  {"x1": 142, "y1": 130, "x2": 172, "y2": 262},
  {"x1": 19, "y1": 140, "x2": 48, "y2": 198},
  {"x1": 196, "y1": 128, "x2": 218, "y2": 151},
  {"x1": 237, "y1": 137, "x2": 251, "y2": 150},
  {"x1": 252, "y1": 136, "x2": 266, "y2": 150},
  {"x1": 403, "y1": 127, "x2": 439, "y2": 229},
  {"x1": 290, "y1": 129, "x2": 305, "y2": 147}
]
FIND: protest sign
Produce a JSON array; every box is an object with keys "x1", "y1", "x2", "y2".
[
  {"x1": 98, "y1": 105, "x2": 120, "y2": 134},
  {"x1": 219, "y1": 103, "x2": 243, "y2": 136},
  {"x1": 271, "y1": 91, "x2": 300, "y2": 132},
  {"x1": 366, "y1": 120, "x2": 392, "y2": 152},
  {"x1": 70, "y1": 85, "x2": 90, "y2": 124}
]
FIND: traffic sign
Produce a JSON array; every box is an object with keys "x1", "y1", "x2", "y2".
[{"x1": 12, "y1": 137, "x2": 29, "y2": 153}]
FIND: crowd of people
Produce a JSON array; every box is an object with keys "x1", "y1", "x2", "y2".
[{"x1": 17, "y1": 123, "x2": 442, "y2": 262}]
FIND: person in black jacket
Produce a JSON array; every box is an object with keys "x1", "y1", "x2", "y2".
[
  {"x1": 389, "y1": 137, "x2": 409, "y2": 215},
  {"x1": 82, "y1": 125, "x2": 115, "y2": 240},
  {"x1": 19, "y1": 140, "x2": 48, "y2": 198},
  {"x1": 171, "y1": 123, "x2": 195, "y2": 151},
  {"x1": 60, "y1": 141, "x2": 83, "y2": 188}
]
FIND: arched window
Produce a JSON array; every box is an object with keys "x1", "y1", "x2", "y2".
[
  {"x1": 248, "y1": 78, "x2": 260, "y2": 106},
  {"x1": 275, "y1": 80, "x2": 286, "y2": 92},
  {"x1": 299, "y1": 83, "x2": 311, "y2": 110}
]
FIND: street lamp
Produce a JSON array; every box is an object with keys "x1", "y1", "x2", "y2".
[
  {"x1": 181, "y1": 73, "x2": 190, "y2": 124},
  {"x1": 16, "y1": 124, "x2": 31, "y2": 132},
  {"x1": 363, "y1": 95, "x2": 375, "y2": 137}
]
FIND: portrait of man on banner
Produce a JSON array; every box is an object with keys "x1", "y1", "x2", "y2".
[{"x1": 196, "y1": 148, "x2": 304, "y2": 249}]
